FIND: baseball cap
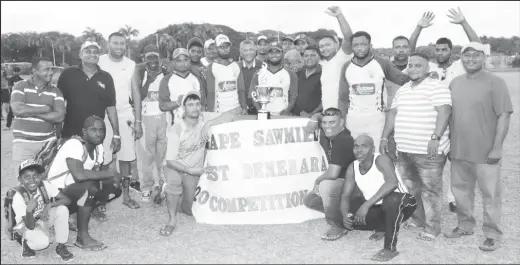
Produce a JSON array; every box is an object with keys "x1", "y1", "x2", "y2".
[
  {"x1": 172, "y1": 48, "x2": 189, "y2": 59},
  {"x1": 304, "y1": 44, "x2": 321, "y2": 56},
  {"x1": 257, "y1": 35, "x2": 268, "y2": 43},
  {"x1": 268, "y1": 41, "x2": 283, "y2": 52},
  {"x1": 19, "y1": 159, "x2": 45, "y2": 175},
  {"x1": 461, "y1": 42, "x2": 491, "y2": 56},
  {"x1": 204, "y1": 39, "x2": 215, "y2": 49},
  {"x1": 143, "y1": 44, "x2": 160, "y2": 58},
  {"x1": 187, "y1": 37, "x2": 204, "y2": 50},
  {"x1": 181, "y1": 90, "x2": 202, "y2": 105},
  {"x1": 80, "y1": 41, "x2": 101, "y2": 54},
  {"x1": 215, "y1": 34, "x2": 231, "y2": 47},
  {"x1": 280, "y1": 35, "x2": 294, "y2": 42},
  {"x1": 294, "y1": 34, "x2": 308, "y2": 44}
]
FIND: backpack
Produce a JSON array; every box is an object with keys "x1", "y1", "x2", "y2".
[
  {"x1": 3, "y1": 184, "x2": 50, "y2": 241},
  {"x1": 34, "y1": 135, "x2": 86, "y2": 180}
]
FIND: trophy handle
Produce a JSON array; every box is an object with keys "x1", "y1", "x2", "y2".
[{"x1": 251, "y1": 91, "x2": 258, "y2": 102}]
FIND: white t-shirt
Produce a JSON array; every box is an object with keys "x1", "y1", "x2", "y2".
[
  {"x1": 320, "y1": 49, "x2": 353, "y2": 110},
  {"x1": 98, "y1": 55, "x2": 136, "y2": 112},
  {"x1": 142, "y1": 72, "x2": 165, "y2": 116},
  {"x1": 429, "y1": 60, "x2": 466, "y2": 87},
  {"x1": 47, "y1": 139, "x2": 104, "y2": 189},
  {"x1": 12, "y1": 181, "x2": 60, "y2": 224}
]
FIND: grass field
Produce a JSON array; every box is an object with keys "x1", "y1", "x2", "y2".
[{"x1": 1, "y1": 72, "x2": 519, "y2": 264}]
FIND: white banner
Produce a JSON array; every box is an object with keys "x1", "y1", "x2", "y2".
[{"x1": 192, "y1": 118, "x2": 327, "y2": 225}]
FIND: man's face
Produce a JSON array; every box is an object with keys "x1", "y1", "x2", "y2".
[
  {"x1": 32, "y1": 61, "x2": 53, "y2": 83},
  {"x1": 353, "y1": 136, "x2": 374, "y2": 162},
  {"x1": 217, "y1": 43, "x2": 231, "y2": 60},
  {"x1": 183, "y1": 98, "x2": 202, "y2": 118},
  {"x1": 145, "y1": 54, "x2": 160, "y2": 71},
  {"x1": 205, "y1": 43, "x2": 218, "y2": 60},
  {"x1": 257, "y1": 40, "x2": 269, "y2": 55},
  {"x1": 83, "y1": 120, "x2": 106, "y2": 146},
  {"x1": 461, "y1": 49, "x2": 485, "y2": 73},
  {"x1": 294, "y1": 40, "x2": 308, "y2": 54},
  {"x1": 267, "y1": 49, "x2": 283, "y2": 66},
  {"x1": 80, "y1": 47, "x2": 100, "y2": 64},
  {"x1": 352, "y1": 36, "x2": 371, "y2": 60},
  {"x1": 303, "y1": 50, "x2": 320, "y2": 68},
  {"x1": 282, "y1": 40, "x2": 294, "y2": 53},
  {"x1": 392, "y1": 39, "x2": 410, "y2": 61},
  {"x1": 284, "y1": 55, "x2": 303, "y2": 72},
  {"x1": 321, "y1": 115, "x2": 344, "y2": 138},
  {"x1": 173, "y1": 55, "x2": 191, "y2": 72},
  {"x1": 406, "y1": 56, "x2": 429, "y2": 81},
  {"x1": 435, "y1": 44, "x2": 451, "y2": 64},
  {"x1": 189, "y1": 46, "x2": 203, "y2": 63},
  {"x1": 318, "y1": 37, "x2": 337, "y2": 59},
  {"x1": 19, "y1": 168, "x2": 43, "y2": 192},
  {"x1": 240, "y1": 43, "x2": 256, "y2": 62},
  {"x1": 108, "y1": 36, "x2": 126, "y2": 58}
]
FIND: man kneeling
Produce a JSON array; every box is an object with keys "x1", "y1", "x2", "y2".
[
  {"x1": 340, "y1": 135, "x2": 417, "y2": 262},
  {"x1": 47, "y1": 115, "x2": 122, "y2": 251},
  {"x1": 11, "y1": 159, "x2": 74, "y2": 262}
]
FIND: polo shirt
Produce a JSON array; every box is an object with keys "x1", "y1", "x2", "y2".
[
  {"x1": 292, "y1": 66, "x2": 322, "y2": 115},
  {"x1": 10, "y1": 79, "x2": 64, "y2": 142},
  {"x1": 449, "y1": 71, "x2": 514, "y2": 163},
  {"x1": 58, "y1": 65, "x2": 116, "y2": 138},
  {"x1": 318, "y1": 128, "x2": 355, "y2": 179},
  {"x1": 241, "y1": 59, "x2": 265, "y2": 100},
  {"x1": 391, "y1": 77, "x2": 451, "y2": 155}
]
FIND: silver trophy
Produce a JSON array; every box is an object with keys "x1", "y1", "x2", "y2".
[{"x1": 251, "y1": 85, "x2": 271, "y2": 120}]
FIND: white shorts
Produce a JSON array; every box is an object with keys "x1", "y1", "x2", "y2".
[
  {"x1": 103, "y1": 108, "x2": 137, "y2": 164},
  {"x1": 346, "y1": 112, "x2": 386, "y2": 151}
]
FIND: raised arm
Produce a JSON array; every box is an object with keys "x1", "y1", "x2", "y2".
[
  {"x1": 409, "y1": 12, "x2": 435, "y2": 53},
  {"x1": 325, "y1": 6, "x2": 353, "y2": 55},
  {"x1": 284, "y1": 71, "x2": 299, "y2": 114}
]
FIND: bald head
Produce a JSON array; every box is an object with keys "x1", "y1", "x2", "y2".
[{"x1": 355, "y1": 134, "x2": 374, "y2": 147}]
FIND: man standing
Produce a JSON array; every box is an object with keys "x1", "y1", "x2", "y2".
[
  {"x1": 281, "y1": 35, "x2": 295, "y2": 53},
  {"x1": 444, "y1": 42, "x2": 513, "y2": 251},
  {"x1": 187, "y1": 37, "x2": 205, "y2": 74},
  {"x1": 319, "y1": 6, "x2": 353, "y2": 112},
  {"x1": 205, "y1": 34, "x2": 247, "y2": 114},
  {"x1": 294, "y1": 34, "x2": 309, "y2": 55},
  {"x1": 250, "y1": 41, "x2": 298, "y2": 116},
  {"x1": 340, "y1": 135, "x2": 415, "y2": 262},
  {"x1": 98, "y1": 32, "x2": 143, "y2": 210},
  {"x1": 292, "y1": 44, "x2": 322, "y2": 117},
  {"x1": 10, "y1": 57, "x2": 65, "y2": 178},
  {"x1": 201, "y1": 39, "x2": 217, "y2": 67},
  {"x1": 256, "y1": 35, "x2": 269, "y2": 63},
  {"x1": 338, "y1": 31, "x2": 409, "y2": 150},
  {"x1": 239, "y1": 40, "x2": 264, "y2": 114},
  {"x1": 303, "y1": 107, "x2": 355, "y2": 241},
  {"x1": 283, "y1": 50, "x2": 304, "y2": 73},
  {"x1": 381, "y1": 52, "x2": 452, "y2": 242},
  {"x1": 4, "y1": 66, "x2": 23, "y2": 131}
]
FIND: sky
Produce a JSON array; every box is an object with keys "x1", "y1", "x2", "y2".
[{"x1": 1, "y1": 1, "x2": 519, "y2": 48}]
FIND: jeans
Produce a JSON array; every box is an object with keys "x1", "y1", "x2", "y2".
[
  {"x1": 396, "y1": 152, "x2": 447, "y2": 236},
  {"x1": 303, "y1": 179, "x2": 345, "y2": 228},
  {"x1": 451, "y1": 159, "x2": 503, "y2": 240}
]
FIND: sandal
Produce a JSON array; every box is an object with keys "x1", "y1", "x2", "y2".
[
  {"x1": 98, "y1": 204, "x2": 107, "y2": 213},
  {"x1": 91, "y1": 207, "x2": 108, "y2": 222},
  {"x1": 74, "y1": 241, "x2": 107, "y2": 251},
  {"x1": 320, "y1": 226, "x2": 348, "y2": 241},
  {"x1": 123, "y1": 199, "x2": 141, "y2": 209},
  {"x1": 417, "y1": 232, "x2": 436, "y2": 242},
  {"x1": 68, "y1": 221, "x2": 77, "y2": 232},
  {"x1": 159, "y1": 225, "x2": 175, "y2": 236},
  {"x1": 369, "y1": 231, "x2": 385, "y2": 241},
  {"x1": 370, "y1": 249, "x2": 399, "y2": 262}
]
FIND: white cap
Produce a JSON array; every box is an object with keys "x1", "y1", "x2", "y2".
[
  {"x1": 461, "y1": 42, "x2": 491, "y2": 56},
  {"x1": 257, "y1": 35, "x2": 268, "y2": 42},
  {"x1": 215, "y1": 34, "x2": 231, "y2": 47},
  {"x1": 204, "y1": 39, "x2": 215, "y2": 49},
  {"x1": 80, "y1": 41, "x2": 101, "y2": 54}
]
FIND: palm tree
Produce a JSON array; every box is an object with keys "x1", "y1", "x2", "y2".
[
  {"x1": 118, "y1": 25, "x2": 139, "y2": 57},
  {"x1": 55, "y1": 36, "x2": 73, "y2": 66},
  {"x1": 81, "y1": 27, "x2": 107, "y2": 52},
  {"x1": 28, "y1": 33, "x2": 49, "y2": 57},
  {"x1": 158, "y1": 33, "x2": 178, "y2": 59}
]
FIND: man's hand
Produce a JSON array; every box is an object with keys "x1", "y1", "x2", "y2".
[
  {"x1": 354, "y1": 203, "x2": 370, "y2": 225},
  {"x1": 280, "y1": 109, "x2": 291, "y2": 116},
  {"x1": 133, "y1": 122, "x2": 143, "y2": 140},
  {"x1": 26, "y1": 195, "x2": 40, "y2": 212},
  {"x1": 189, "y1": 167, "x2": 204, "y2": 176},
  {"x1": 241, "y1": 107, "x2": 248, "y2": 115},
  {"x1": 325, "y1": 6, "x2": 342, "y2": 17},
  {"x1": 427, "y1": 139, "x2": 440, "y2": 158},
  {"x1": 447, "y1": 7, "x2": 466, "y2": 24},
  {"x1": 300, "y1": 111, "x2": 312, "y2": 118},
  {"x1": 417, "y1": 11, "x2": 435, "y2": 28},
  {"x1": 343, "y1": 216, "x2": 354, "y2": 230},
  {"x1": 312, "y1": 184, "x2": 320, "y2": 196},
  {"x1": 303, "y1": 120, "x2": 319, "y2": 136},
  {"x1": 201, "y1": 123, "x2": 212, "y2": 143},
  {"x1": 111, "y1": 137, "x2": 121, "y2": 154},
  {"x1": 379, "y1": 139, "x2": 389, "y2": 155},
  {"x1": 486, "y1": 146, "x2": 502, "y2": 164}
]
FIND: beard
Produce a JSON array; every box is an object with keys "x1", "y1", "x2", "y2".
[
  {"x1": 268, "y1": 59, "x2": 282, "y2": 66},
  {"x1": 218, "y1": 52, "x2": 230, "y2": 60}
]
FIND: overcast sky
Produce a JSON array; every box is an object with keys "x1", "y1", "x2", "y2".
[{"x1": 1, "y1": 1, "x2": 519, "y2": 48}]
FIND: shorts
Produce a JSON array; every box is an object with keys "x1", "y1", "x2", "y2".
[
  {"x1": 103, "y1": 108, "x2": 137, "y2": 164},
  {"x1": 163, "y1": 165, "x2": 199, "y2": 196},
  {"x1": 1, "y1": 89, "x2": 10, "y2": 103},
  {"x1": 346, "y1": 112, "x2": 386, "y2": 151}
]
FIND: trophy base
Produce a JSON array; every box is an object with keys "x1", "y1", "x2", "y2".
[{"x1": 257, "y1": 111, "x2": 270, "y2": 120}]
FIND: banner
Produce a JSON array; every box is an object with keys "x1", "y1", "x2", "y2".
[{"x1": 193, "y1": 118, "x2": 327, "y2": 225}]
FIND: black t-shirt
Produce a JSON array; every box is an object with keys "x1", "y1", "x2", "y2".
[
  {"x1": 319, "y1": 128, "x2": 355, "y2": 178},
  {"x1": 7, "y1": 75, "x2": 23, "y2": 87}
]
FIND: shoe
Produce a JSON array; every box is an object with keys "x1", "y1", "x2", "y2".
[
  {"x1": 444, "y1": 227, "x2": 474, "y2": 238},
  {"x1": 479, "y1": 238, "x2": 500, "y2": 251},
  {"x1": 56, "y1": 243, "x2": 74, "y2": 262},
  {"x1": 449, "y1": 202, "x2": 457, "y2": 213},
  {"x1": 129, "y1": 180, "x2": 141, "y2": 192},
  {"x1": 21, "y1": 239, "x2": 36, "y2": 258}
]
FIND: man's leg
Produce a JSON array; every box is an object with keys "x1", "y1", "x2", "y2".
[
  {"x1": 75, "y1": 183, "x2": 107, "y2": 250},
  {"x1": 48, "y1": 205, "x2": 74, "y2": 261},
  {"x1": 445, "y1": 158, "x2": 456, "y2": 212},
  {"x1": 136, "y1": 115, "x2": 155, "y2": 192},
  {"x1": 160, "y1": 166, "x2": 183, "y2": 235},
  {"x1": 395, "y1": 152, "x2": 425, "y2": 228},
  {"x1": 475, "y1": 163, "x2": 503, "y2": 250},
  {"x1": 6, "y1": 105, "x2": 13, "y2": 129},
  {"x1": 12, "y1": 141, "x2": 46, "y2": 180},
  {"x1": 117, "y1": 110, "x2": 140, "y2": 208},
  {"x1": 22, "y1": 224, "x2": 50, "y2": 257},
  {"x1": 180, "y1": 173, "x2": 200, "y2": 216}
]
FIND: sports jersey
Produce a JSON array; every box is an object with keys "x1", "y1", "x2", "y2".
[
  {"x1": 141, "y1": 70, "x2": 165, "y2": 116},
  {"x1": 206, "y1": 61, "x2": 246, "y2": 112},
  {"x1": 159, "y1": 72, "x2": 202, "y2": 124},
  {"x1": 429, "y1": 60, "x2": 466, "y2": 87},
  {"x1": 249, "y1": 66, "x2": 298, "y2": 115}
]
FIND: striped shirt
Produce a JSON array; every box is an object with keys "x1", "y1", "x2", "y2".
[
  {"x1": 391, "y1": 77, "x2": 451, "y2": 154},
  {"x1": 10, "y1": 79, "x2": 64, "y2": 143}
]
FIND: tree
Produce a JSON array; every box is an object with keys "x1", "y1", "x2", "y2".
[
  {"x1": 158, "y1": 33, "x2": 178, "y2": 59},
  {"x1": 55, "y1": 36, "x2": 74, "y2": 66},
  {"x1": 119, "y1": 25, "x2": 139, "y2": 57},
  {"x1": 81, "y1": 27, "x2": 107, "y2": 52},
  {"x1": 28, "y1": 33, "x2": 50, "y2": 57}
]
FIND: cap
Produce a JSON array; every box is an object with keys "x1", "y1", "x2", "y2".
[
  {"x1": 143, "y1": 44, "x2": 160, "y2": 58},
  {"x1": 461, "y1": 42, "x2": 491, "y2": 56},
  {"x1": 80, "y1": 41, "x2": 101, "y2": 54},
  {"x1": 172, "y1": 48, "x2": 189, "y2": 59},
  {"x1": 181, "y1": 90, "x2": 202, "y2": 105},
  {"x1": 187, "y1": 37, "x2": 204, "y2": 50},
  {"x1": 215, "y1": 34, "x2": 231, "y2": 47},
  {"x1": 257, "y1": 35, "x2": 268, "y2": 43},
  {"x1": 304, "y1": 44, "x2": 321, "y2": 57},
  {"x1": 204, "y1": 39, "x2": 215, "y2": 49},
  {"x1": 268, "y1": 41, "x2": 283, "y2": 52},
  {"x1": 19, "y1": 159, "x2": 45, "y2": 175},
  {"x1": 280, "y1": 35, "x2": 294, "y2": 42},
  {"x1": 294, "y1": 34, "x2": 308, "y2": 44}
]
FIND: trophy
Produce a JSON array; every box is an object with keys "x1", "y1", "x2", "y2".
[{"x1": 251, "y1": 85, "x2": 271, "y2": 120}]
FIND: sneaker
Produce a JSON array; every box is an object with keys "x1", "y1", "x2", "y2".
[
  {"x1": 449, "y1": 202, "x2": 457, "y2": 213},
  {"x1": 56, "y1": 243, "x2": 74, "y2": 262},
  {"x1": 444, "y1": 227, "x2": 474, "y2": 238},
  {"x1": 479, "y1": 238, "x2": 500, "y2": 251},
  {"x1": 21, "y1": 239, "x2": 36, "y2": 258},
  {"x1": 129, "y1": 180, "x2": 141, "y2": 192}
]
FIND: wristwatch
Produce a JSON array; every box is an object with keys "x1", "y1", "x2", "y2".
[{"x1": 431, "y1": 134, "x2": 441, "y2": 141}]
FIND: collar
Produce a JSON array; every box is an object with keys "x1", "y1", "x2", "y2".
[
  {"x1": 242, "y1": 59, "x2": 259, "y2": 69},
  {"x1": 76, "y1": 63, "x2": 102, "y2": 72},
  {"x1": 304, "y1": 64, "x2": 322, "y2": 75},
  {"x1": 351, "y1": 54, "x2": 375, "y2": 67},
  {"x1": 27, "y1": 77, "x2": 51, "y2": 91}
]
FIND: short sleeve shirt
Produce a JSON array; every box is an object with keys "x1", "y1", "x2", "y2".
[
  {"x1": 319, "y1": 128, "x2": 355, "y2": 178},
  {"x1": 12, "y1": 181, "x2": 60, "y2": 224},
  {"x1": 321, "y1": 49, "x2": 353, "y2": 110}
]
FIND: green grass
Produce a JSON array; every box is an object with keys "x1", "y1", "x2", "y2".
[{"x1": 1, "y1": 72, "x2": 519, "y2": 264}]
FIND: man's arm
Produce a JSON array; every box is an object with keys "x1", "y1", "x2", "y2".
[
  {"x1": 67, "y1": 158, "x2": 116, "y2": 182},
  {"x1": 104, "y1": 75, "x2": 120, "y2": 136},
  {"x1": 131, "y1": 66, "x2": 142, "y2": 122},
  {"x1": 377, "y1": 57, "x2": 410, "y2": 86},
  {"x1": 237, "y1": 67, "x2": 247, "y2": 110},
  {"x1": 10, "y1": 82, "x2": 51, "y2": 117},
  {"x1": 285, "y1": 71, "x2": 299, "y2": 113},
  {"x1": 315, "y1": 164, "x2": 343, "y2": 183},
  {"x1": 381, "y1": 108, "x2": 397, "y2": 140},
  {"x1": 339, "y1": 163, "x2": 356, "y2": 217},
  {"x1": 158, "y1": 74, "x2": 179, "y2": 112},
  {"x1": 317, "y1": 133, "x2": 354, "y2": 183},
  {"x1": 447, "y1": 7, "x2": 480, "y2": 42},
  {"x1": 338, "y1": 62, "x2": 350, "y2": 116},
  {"x1": 34, "y1": 89, "x2": 66, "y2": 123},
  {"x1": 50, "y1": 191, "x2": 71, "y2": 207},
  {"x1": 431, "y1": 83, "x2": 453, "y2": 137},
  {"x1": 327, "y1": 6, "x2": 353, "y2": 55},
  {"x1": 361, "y1": 155, "x2": 399, "y2": 208},
  {"x1": 409, "y1": 12, "x2": 435, "y2": 52},
  {"x1": 310, "y1": 103, "x2": 323, "y2": 116},
  {"x1": 490, "y1": 77, "x2": 514, "y2": 153}
]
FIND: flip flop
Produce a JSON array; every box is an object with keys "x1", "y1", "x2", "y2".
[
  {"x1": 123, "y1": 199, "x2": 141, "y2": 209},
  {"x1": 159, "y1": 225, "x2": 175, "y2": 236},
  {"x1": 370, "y1": 249, "x2": 399, "y2": 262},
  {"x1": 320, "y1": 227, "x2": 349, "y2": 241},
  {"x1": 73, "y1": 241, "x2": 107, "y2": 251},
  {"x1": 68, "y1": 221, "x2": 77, "y2": 232},
  {"x1": 98, "y1": 204, "x2": 107, "y2": 213},
  {"x1": 417, "y1": 232, "x2": 436, "y2": 242},
  {"x1": 91, "y1": 207, "x2": 108, "y2": 222},
  {"x1": 369, "y1": 231, "x2": 385, "y2": 241}
]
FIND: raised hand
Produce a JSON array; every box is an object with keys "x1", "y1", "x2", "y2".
[
  {"x1": 325, "y1": 6, "x2": 342, "y2": 17},
  {"x1": 447, "y1": 7, "x2": 466, "y2": 24},
  {"x1": 417, "y1": 11, "x2": 435, "y2": 28}
]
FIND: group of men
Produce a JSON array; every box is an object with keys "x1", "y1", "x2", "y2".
[{"x1": 3, "y1": 5, "x2": 513, "y2": 263}]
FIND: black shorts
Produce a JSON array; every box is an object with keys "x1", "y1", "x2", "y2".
[{"x1": 1, "y1": 89, "x2": 10, "y2": 103}]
